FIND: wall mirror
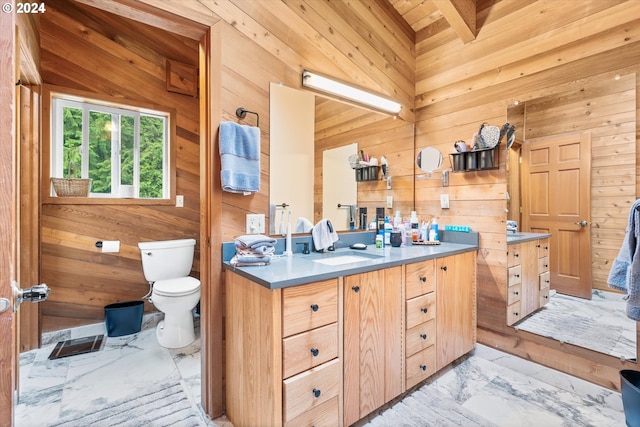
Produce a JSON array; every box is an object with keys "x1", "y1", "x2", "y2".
[
  {"x1": 270, "y1": 82, "x2": 415, "y2": 234},
  {"x1": 416, "y1": 146, "x2": 443, "y2": 173},
  {"x1": 506, "y1": 72, "x2": 637, "y2": 361}
]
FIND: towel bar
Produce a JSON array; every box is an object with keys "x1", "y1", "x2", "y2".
[{"x1": 236, "y1": 107, "x2": 259, "y2": 127}]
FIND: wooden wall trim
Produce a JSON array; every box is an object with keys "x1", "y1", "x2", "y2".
[{"x1": 200, "y1": 23, "x2": 224, "y2": 418}]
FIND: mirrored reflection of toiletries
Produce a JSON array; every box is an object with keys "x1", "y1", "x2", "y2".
[
  {"x1": 359, "y1": 207, "x2": 367, "y2": 230},
  {"x1": 350, "y1": 205, "x2": 357, "y2": 230},
  {"x1": 376, "y1": 207, "x2": 385, "y2": 233}
]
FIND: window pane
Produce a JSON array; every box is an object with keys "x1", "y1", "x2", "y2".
[
  {"x1": 120, "y1": 115, "x2": 134, "y2": 187},
  {"x1": 139, "y1": 115, "x2": 165, "y2": 198},
  {"x1": 89, "y1": 111, "x2": 112, "y2": 194},
  {"x1": 62, "y1": 107, "x2": 82, "y2": 178}
]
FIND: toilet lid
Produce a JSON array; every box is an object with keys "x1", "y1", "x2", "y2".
[{"x1": 153, "y1": 277, "x2": 200, "y2": 297}]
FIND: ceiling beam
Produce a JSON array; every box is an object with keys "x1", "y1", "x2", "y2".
[{"x1": 432, "y1": 0, "x2": 476, "y2": 43}]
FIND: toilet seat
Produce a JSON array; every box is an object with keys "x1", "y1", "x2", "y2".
[{"x1": 153, "y1": 277, "x2": 200, "y2": 297}]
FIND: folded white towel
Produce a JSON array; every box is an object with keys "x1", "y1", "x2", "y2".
[{"x1": 312, "y1": 219, "x2": 339, "y2": 252}]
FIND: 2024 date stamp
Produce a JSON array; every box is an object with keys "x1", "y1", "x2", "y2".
[{"x1": 2, "y1": 2, "x2": 46, "y2": 14}]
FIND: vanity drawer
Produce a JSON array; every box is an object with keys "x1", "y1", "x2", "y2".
[
  {"x1": 507, "y1": 244, "x2": 522, "y2": 267},
  {"x1": 283, "y1": 323, "x2": 338, "y2": 379},
  {"x1": 539, "y1": 271, "x2": 551, "y2": 290},
  {"x1": 508, "y1": 265, "x2": 522, "y2": 286},
  {"x1": 283, "y1": 358, "x2": 341, "y2": 423},
  {"x1": 507, "y1": 282, "x2": 522, "y2": 305},
  {"x1": 405, "y1": 260, "x2": 435, "y2": 299},
  {"x1": 406, "y1": 319, "x2": 436, "y2": 357},
  {"x1": 282, "y1": 279, "x2": 338, "y2": 338},
  {"x1": 538, "y1": 239, "x2": 550, "y2": 258},
  {"x1": 405, "y1": 345, "x2": 436, "y2": 389},
  {"x1": 507, "y1": 301, "x2": 522, "y2": 325},
  {"x1": 284, "y1": 395, "x2": 339, "y2": 427},
  {"x1": 539, "y1": 287, "x2": 550, "y2": 306},
  {"x1": 538, "y1": 256, "x2": 549, "y2": 274},
  {"x1": 406, "y1": 292, "x2": 436, "y2": 329}
]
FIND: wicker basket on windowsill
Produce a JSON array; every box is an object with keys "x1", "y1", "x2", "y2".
[{"x1": 51, "y1": 178, "x2": 92, "y2": 197}]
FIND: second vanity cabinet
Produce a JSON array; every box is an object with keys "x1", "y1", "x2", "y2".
[
  {"x1": 506, "y1": 237, "x2": 550, "y2": 325},
  {"x1": 225, "y1": 247, "x2": 477, "y2": 427}
]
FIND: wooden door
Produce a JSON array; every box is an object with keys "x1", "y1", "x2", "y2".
[
  {"x1": 436, "y1": 252, "x2": 476, "y2": 370},
  {"x1": 521, "y1": 133, "x2": 591, "y2": 299},
  {"x1": 344, "y1": 267, "x2": 402, "y2": 426},
  {"x1": 0, "y1": 7, "x2": 18, "y2": 424}
]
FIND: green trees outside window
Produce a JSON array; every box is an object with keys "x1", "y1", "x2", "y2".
[{"x1": 54, "y1": 96, "x2": 168, "y2": 199}]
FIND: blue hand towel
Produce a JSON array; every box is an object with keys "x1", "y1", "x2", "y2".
[{"x1": 219, "y1": 122, "x2": 260, "y2": 194}]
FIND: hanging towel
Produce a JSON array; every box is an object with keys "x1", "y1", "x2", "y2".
[
  {"x1": 295, "y1": 217, "x2": 314, "y2": 233},
  {"x1": 608, "y1": 199, "x2": 640, "y2": 320},
  {"x1": 312, "y1": 219, "x2": 339, "y2": 252},
  {"x1": 219, "y1": 121, "x2": 260, "y2": 195}
]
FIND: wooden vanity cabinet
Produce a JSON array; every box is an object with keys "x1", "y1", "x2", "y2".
[
  {"x1": 225, "y1": 272, "x2": 342, "y2": 427},
  {"x1": 506, "y1": 238, "x2": 551, "y2": 326},
  {"x1": 343, "y1": 267, "x2": 403, "y2": 427}
]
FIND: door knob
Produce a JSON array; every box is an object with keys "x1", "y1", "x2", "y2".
[
  {"x1": 12, "y1": 281, "x2": 50, "y2": 312},
  {"x1": 575, "y1": 220, "x2": 588, "y2": 227}
]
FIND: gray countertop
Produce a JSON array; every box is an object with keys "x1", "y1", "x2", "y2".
[
  {"x1": 223, "y1": 241, "x2": 478, "y2": 289},
  {"x1": 506, "y1": 232, "x2": 552, "y2": 244}
]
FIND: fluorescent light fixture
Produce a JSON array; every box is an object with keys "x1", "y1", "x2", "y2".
[{"x1": 302, "y1": 70, "x2": 401, "y2": 115}]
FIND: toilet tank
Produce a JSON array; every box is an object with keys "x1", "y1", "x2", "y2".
[{"x1": 138, "y1": 238, "x2": 196, "y2": 282}]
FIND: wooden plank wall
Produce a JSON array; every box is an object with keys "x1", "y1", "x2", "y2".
[
  {"x1": 415, "y1": 0, "x2": 640, "y2": 389},
  {"x1": 39, "y1": 0, "x2": 200, "y2": 331},
  {"x1": 314, "y1": 97, "x2": 415, "y2": 227}
]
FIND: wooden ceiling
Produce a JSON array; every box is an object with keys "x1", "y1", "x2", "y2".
[{"x1": 388, "y1": 0, "x2": 477, "y2": 43}]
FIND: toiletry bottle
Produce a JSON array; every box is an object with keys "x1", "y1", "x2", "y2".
[
  {"x1": 375, "y1": 232, "x2": 384, "y2": 248},
  {"x1": 384, "y1": 216, "x2": 392, "y2": 245},
  {"x1": 420, "y1": 221, "x2": 428, "y2": 242},
  {"x1": 394, "y1": 211, "x2": 402, "y2": 228},
  {"x1": 431, "y1": 217, "x2": 439, "y2": 241},
  {"x1": 410, "y1": 211, "x2": 419, "y2": 242}
]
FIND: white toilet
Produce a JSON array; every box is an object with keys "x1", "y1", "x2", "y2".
[{"x1": 138, "y1": 238, "x2": 200, "y2": 348}]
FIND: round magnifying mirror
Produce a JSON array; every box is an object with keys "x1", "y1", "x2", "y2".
[{"x1": 416, "y1": 147, "x2": 443, "y2": 173}]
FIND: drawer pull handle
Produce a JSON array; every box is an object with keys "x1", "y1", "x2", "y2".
[
  {"x1": 513, "y1": 311, "x2": 519, "y2": 316},
  {"x1": 419, "y1": 276, "x2": 427, "y2": 283},
  {"x1": 514, "y1": 253, "x2": 519, "y2": 258},
  {"x1": 310, "y1": 348, "x2": 319, "y2": 357},
  {"x1": 419, "y1": 364, "x2": 427, "y2": 371},
  {"x1": 513, "y1": 290, "x2": 519, "y2": 295},
  {"x1": 421, "y1": 307, "x2": 428, "y2": 314},
  {"x1": 420, "y1": 333, "x2": 427, "y2": 340},
  {"x1": 440, "y1": 266, "x2": 447, "y2": 271},
  {"x1": 544, "y1": 264, "x2": 549, "y2": 268},
  {"x1": 352, "y1": 285, "x2": 360, "y2": 293},
  {"x1": 312, "y1": 388, "x2": 321, "y2": 398},
  {"x1": 545, "y1": 280, "x2": 550, "y2": 284},
  {"x1": 310, "y1": 304, "x2": 319, "y2": 312},
  {"x1": 544, "y1": 295, "x2": 549, "y2": 299},
  {"x1": 515, "y1": 274, "x2": 520, "y2": 278}
]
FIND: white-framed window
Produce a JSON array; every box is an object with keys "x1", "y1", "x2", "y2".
[{"x1": 51, "y1": 95, "x2": 170, "y2": 199}]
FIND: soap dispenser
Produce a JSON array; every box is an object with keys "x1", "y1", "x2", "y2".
[{"x1": 430, "y1": 217, "x2": 439, "y2": 241}]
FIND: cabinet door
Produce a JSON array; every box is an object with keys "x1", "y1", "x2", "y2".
[
  {"x1": 344, "y1": 267, "x2": 403, "y2": 426},
  {"x1": 436, "y1": 252, "x2": 476, "y2": 370}
]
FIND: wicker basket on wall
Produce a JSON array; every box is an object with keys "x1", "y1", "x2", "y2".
[{"x1": 51, "y1": 178, "x2": 92, "y2": 197}]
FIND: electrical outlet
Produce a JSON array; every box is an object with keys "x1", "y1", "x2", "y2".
[
  {"x1": 176, "y1": 195, "x2": 184, "y2": 208},
  {"x1": 246, "y1": 214, "x2": 266, "y2": 234},
  {"x1": 386, "y1": 195, "x2": 393, "y2": 208},
  {"x1": 440, "y1": 194, "x2": 450, "y2": 209}
]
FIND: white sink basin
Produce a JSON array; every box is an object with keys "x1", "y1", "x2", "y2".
[{"x1": 313, "y1": 255, "x2": 377, "y2": 266}]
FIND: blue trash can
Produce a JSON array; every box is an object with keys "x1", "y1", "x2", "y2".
[
  {"x1": 104, "y1": 300, "x2": 144, "y2": 337},
  {"x1": 621, "y1": 370, "x2": 640, "y2": 427}
]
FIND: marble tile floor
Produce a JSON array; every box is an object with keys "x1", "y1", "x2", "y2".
[
  {"x1": 16, "y1": 315, "x2": 627, "y2": 427},
  {"x1": 516, "y1": 289, "x2": 636, "y2": 360}
]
